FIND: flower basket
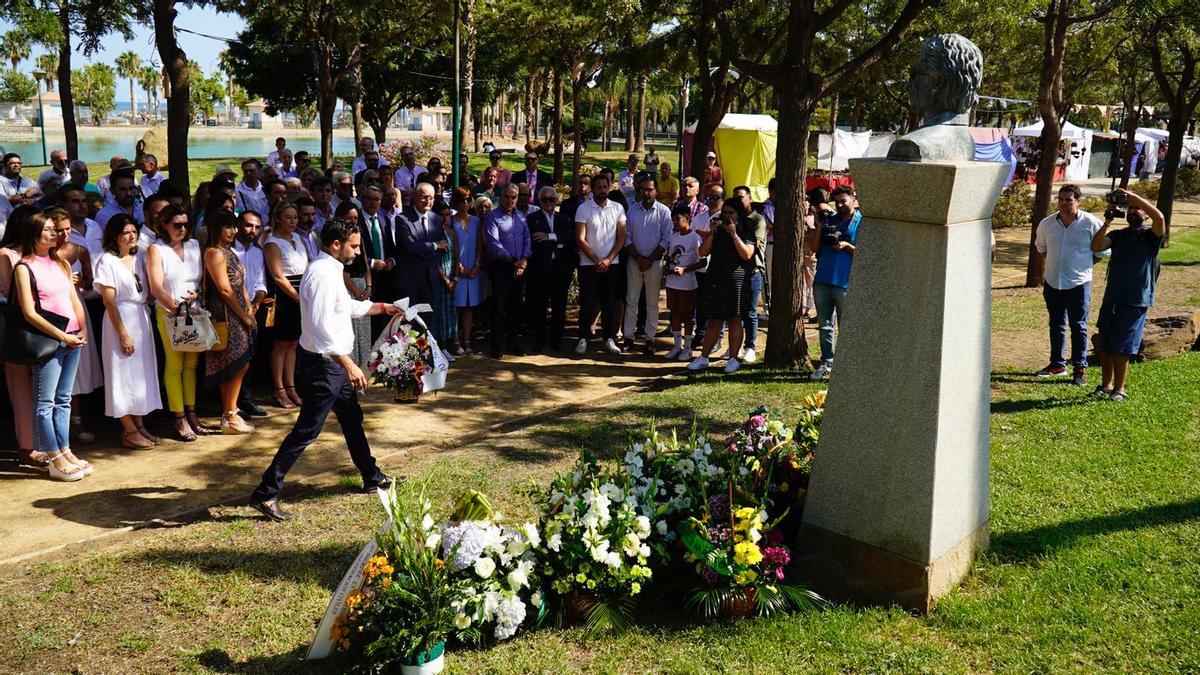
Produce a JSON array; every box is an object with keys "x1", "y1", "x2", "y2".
[
  {"x1": 400, "y1": 641, "x2": 446, "y2": 675},
  {"x1": 393, "y1": 385, "x2": 420, "y2": 404},
  {"x1": 718, "y1": 588, "x2": 757, "y2": 619}
]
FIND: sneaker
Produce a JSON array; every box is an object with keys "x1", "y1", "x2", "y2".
[
  {"x1": 1071, "y1": 368, "x2": 1087, "y2": 387},
  {"x1": 574, "y1": 338, "x2": 588, "y2": 355},
  {"x1": 677, "y1": 348, "x2": 693, "y2": 362},
  {"x1": 810, "y1": 362, "x2": 832, "y2": 381},
  {"x1": 724, "y1": 357, "x2": 741, "y2": 374},
  {"x1": 741, "y1": 348, "x2": 757, "y2": 364},
  {"x1": 603, "y1": 339, "x2": 623, "y2": 355},
  {"x1": 665, "y1": 345, "x2": 682, "y2": 360},
  {"x1": 686, "y1": 356, "x2": 709, "y2": 371},
  {"x1": 1034, "y1": 364, "x2": 1068, "y2": 377}
]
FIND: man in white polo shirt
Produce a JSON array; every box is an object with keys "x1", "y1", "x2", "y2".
[
  {"x1": 574, "y1": 173, "x2": 627, "y2": 356},
  {"x1": 1034, "y1": 183, "x2": 1106, "y2": 386}
]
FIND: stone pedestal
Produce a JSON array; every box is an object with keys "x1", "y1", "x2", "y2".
[{"x1": 798, "y1": 158, "x2": 1009, "y2": 613}]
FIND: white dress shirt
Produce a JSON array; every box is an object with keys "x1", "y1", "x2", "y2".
[
  {"x1": 234, "y1": 240, "x2": 267, "y2": 298},
  {"x1": 97, "y1": 200, "x2": 144, "y2": 227},
  {"x1": 140, "y1": 173, "x2": 166, "y2": 197},
  {"x1": 1035, "y1": 210, "x2": 1104, "y2": 290},
  {"x1": 236, "y1": 182, "x2": 270, "y2": 217},
  {"x1": 267, "y1": 150, "x2": 285, "y2": 170},
  {"x1": 393, "y1": 165, "x2": 427, "y2": 192},
  {"x1": 299, "y1": 252, "x2": 374, "y2": 357},
  {"x1": 352, "y1": 155, "x2": 389, "y2": 176}
]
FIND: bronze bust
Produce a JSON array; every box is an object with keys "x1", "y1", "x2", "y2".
[{"x1": 888, "y1": 34, "x2": 984, "y2": 162}]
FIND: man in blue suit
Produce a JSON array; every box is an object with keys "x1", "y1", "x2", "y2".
[
  {"x1": 395, "y1": 182, "x2": 447, "y2": 323},
  {"x1": 526, "y1": 185, "x2": 576, "y2": 351}
]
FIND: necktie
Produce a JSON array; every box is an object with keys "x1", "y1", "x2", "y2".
[{"x1": 369, "y1": 215, "x2": 382, "y2": 259}]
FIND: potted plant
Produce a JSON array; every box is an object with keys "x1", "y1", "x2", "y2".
[{"x1": 367, "y1": 321, "x2": 435, "y2": 403}]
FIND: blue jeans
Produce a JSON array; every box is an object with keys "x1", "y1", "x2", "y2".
[
  {"x1": 33, "y1": 344, "x2": 82, "y2": 452},
  {"x1": 1043, "y1": 282, "x2": 1090, "y2": 369},
  {"x1": 742, "y1": 270, "x2": 763, "y2": 351},
  {"x1": 813, "y1": 282, "x2": 847, "y2": 364}
]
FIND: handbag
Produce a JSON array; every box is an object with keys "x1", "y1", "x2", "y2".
[
  {"x1": 2, "y1": 262, "x2": 72, "y2": 366},
  {"x1": 167, "y1": 300, "x2": 218, "y2": 352},
  {"x1": 211, "y1": 319, "x2": 229, "y2": 351}
]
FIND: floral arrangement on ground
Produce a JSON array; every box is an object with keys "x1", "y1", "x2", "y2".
[
  {"x1": 368, "y1": 320, "x2": 435, "y2": 398},
  {"x1": 329, "y1": 395, "x2": 826, "y2": 671}
]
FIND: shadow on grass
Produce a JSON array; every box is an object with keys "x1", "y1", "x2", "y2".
[
  {"x1": 990, "y1": 496, "x2": 1200, "y2": 562},
  {"x1": 1159, "y1": 260, "x2": 1200, "y2": 267},
  {"x1": 196, "y1": 646, "x2": 349, "y2": 674},
  {"x1": 990, "y1": 396, "x2": 1093, "y2": 415},
  {"x1": 131, "y1": 539, "x2": 359, "y2": 588}
]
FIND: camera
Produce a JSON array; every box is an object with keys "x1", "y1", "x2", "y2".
[
  {"x1": 820, "y1": 217, "x2": 849, "y2": 249},
  {"x1": 1104, "y1": 190, "x2": 1126, "y2": 220}
]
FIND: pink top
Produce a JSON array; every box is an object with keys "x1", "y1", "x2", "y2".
[{"x1": 25, "y1": 254, "x2": 80, "y2": 333}]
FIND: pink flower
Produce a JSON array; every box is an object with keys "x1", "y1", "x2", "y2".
[{"x1": 750, "y1": 414, "x2": 766, "y2": 428}]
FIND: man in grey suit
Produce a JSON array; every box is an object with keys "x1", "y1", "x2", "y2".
[{"x1": 396, "y1": 182, "x2": 448, "y2": 321}]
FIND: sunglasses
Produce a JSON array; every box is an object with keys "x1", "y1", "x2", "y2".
[
  {"x1": 133, "y1": 273, "x2": 143, "y2": 294},
  {"x1": 704, "y1": 195, "x2": 721, "y2": 202},
  {"x1": 169, "y1": 221, "x2": 188, "y2": 229}
]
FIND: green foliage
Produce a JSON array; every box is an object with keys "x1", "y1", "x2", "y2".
[
  {"x1": 991, "y1": 181, "x2": 1034, "y2": 229},
  {"x1": 1175, "y1": 167, "x2": 1200, "y2": 198},
  {"x1": 1070, "y1": 105, "x2": 1109, "y2": 131},
  {"x1": 291, "y1": 103, "x2": 316, "y2": 127},
  {"x1": 1079, "y1": 195, "x2": 1106, "y2": 216},
  {"x1": 0, "y1": 30, "x2": 30, "y2": 71},
  {"x1": 187, "y1": 62, "x2": 224, "y2": 122},
  {"x1": 34, "y1": 53, "x2": 57, "y2": 87},
  {"x1": 0, "y1": 70, "x2": 37, "y2": 101},
  {"x1": 1129, "y1": 179, "x2": 1160, "y2": 201},
  {"x1": 578, "y1": 115, "x2": 604, "y2": 143},
  {"x1": 72, "y1": 62, "x2": 116, "y2": 125}
]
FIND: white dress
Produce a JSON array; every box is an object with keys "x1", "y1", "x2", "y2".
[
  {"x1": 93, "y1": 253, "x2": 162, "y2": 418},
  {"x1": 69, "y1": 248, "x2": 104, "y2": 395}
]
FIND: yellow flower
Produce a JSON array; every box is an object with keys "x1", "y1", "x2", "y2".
[
  {"x1": 575, "y1": 572, "x2": 587, "y2": 584},
  {"x1": 733, "y1": 570, "x2": 758, "y2": 586},
  {"x1": 733, "y1": 541, "x2": 763, "y2": 566},
  {"x1": 734, "y1": 506, "x2": 757, "y2": 522},
  {"x1": 631, "y1": 582, "x2": 642, "y2": 595},
  {"x1": 345, "y1": 590, "x2": 363, "y2": 610}
]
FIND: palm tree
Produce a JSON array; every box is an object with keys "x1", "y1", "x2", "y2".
[
  {"x1": 35, "y1": 54, "x2": 58, "y2": 93},
  {"x1": 115, "y1": 51, "x2": 142, "y2": 121},
  {"x1": 0, "y1": 31, "x2": 30, "y2": 72},
  {"x1": 139, "y1": 65, "x2": 160, "y2": 122}
]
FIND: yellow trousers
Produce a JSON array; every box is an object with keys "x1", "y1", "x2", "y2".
[{"x1": 156, "y1": 306, "x2": 199, "y2": 413}]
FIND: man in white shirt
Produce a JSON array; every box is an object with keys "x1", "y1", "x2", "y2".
[
  {"x1": 574, "y1": 172, "x2": 627, "y2": 355},
  {"x1": 139, "y1": 154, "x2": 166, "y2": 197},
  {"x1": 617, "y1": 153, "x2": 639, "y2": 202},
  {"x1": 38, "y1": 149, "x2": 70, "y2": 185},
  {"x1": 60, "y1": 184, "x2": 104, "y2": 260},
  {"x1": 266, "y1": 137, "x2": 288, "y2": 170},
  {"x1": 623, "y1": 175, "x2": 672, "y2": 354},
  {"x1": 234, "y1": 211, "x2": 270, "y2": 419},
  {"x1": 276, "y1": 149, "x2": 298, "y2": 179},
  {"x1": 351, "y1": 136, "x2": 389, "y2": 176},
  {"x1": 96, "y1": 170, "x2": 144, "y2": 226},
  {"x1": 392, "y1": 145, "x2": 426, "y2": 201},
  {"x1": 96, "y1": 156, "x2": 130, "y2": 199},
  {"x1": 1034, "y1": 183, "x2": 1105, "y2": 385},
  {"x1": 235, "y1": 158, "x2": 270, "y2": 216},
  {"x1": 0, "y1": 153, "x2": 40, "y2": 208},
  {"x1": 249, "y1": 218, "x2": 400, "y2": 522}
]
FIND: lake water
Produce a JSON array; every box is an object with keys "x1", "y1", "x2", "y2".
[{"x1": 0, "y1": 131, "x2": 361, "y2": 164}]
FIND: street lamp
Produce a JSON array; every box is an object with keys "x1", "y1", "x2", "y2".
[{"x1": 31, "y1": 68, "x2": 47, "y2": 165}]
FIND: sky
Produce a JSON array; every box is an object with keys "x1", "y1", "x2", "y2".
[{"x1": 0, "y1": 6, "x2": 245, "y2": 101}]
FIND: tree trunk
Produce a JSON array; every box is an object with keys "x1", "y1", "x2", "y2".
[
  {"x1": 602, "y1": 98, "x2": 611, "y2": 152},
  {"x1": 571, "y1": 74, "x2": 584, "y2": 183},
  {"x1": 153, "y1": 0, "x2": 190, "y2": 193},
  {"x1": 461, "y1": 0, "x2": 477, "y2": 152},
  {"x1": 1118, "y1": 103, "x2": 1138, "y2": 189},
  {"x1": 532, "y1": 75, "x2": 543, "y2": 142},
  {"x1": 678, "y1": 80, "x2": 689, "y2": 173},
  {"x1": 764, "y1": 88, "x2": 812, "y2": 369},
  {"x1": 635, "y1": 72, "x2": 647, "y2": 152},
  {"x1": 369, "y1": 118, "x2": 387, "y2": 144},
  {"x1": 1026, "y1": 120, "x2": 1062, "y2": 286},
  {"x1": 552, "y1": 68, "x2": 564, "y2": 184},
  {"x1": 523, "y1": 77, "x2": 532, "y2": 143},
  {"x1": 311, "y1": 39, "x2": 337, "y2": 170},
  {"x1": 828, "y1": 92, "x2": 839, "y2": 132},
  {"x1": 624, "y1": 78, "x2": 635, "y2": 151},
  {"x1": 56, "y1": 7, "x2": 78, "y2": 160},
  {"x1": 129, "y1": 78, "x2": 137, "y2": 124},
  {"x1": 352, "y1": 100, "x2": 363, "y2": 148},
  {"x1": 1157, "y1": 114, "x2": 1188, "y2": 244},
  {"x1": 1151, "y1": 41, "x2": 1198, "y2": 246}
]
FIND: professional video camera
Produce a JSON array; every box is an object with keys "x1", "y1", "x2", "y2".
[{"x1": 1104, "y1": 190, "x2": 1127, "y2": 220}]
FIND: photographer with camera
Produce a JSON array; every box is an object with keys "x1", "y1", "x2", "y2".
[
  {"x1": 1089, "y1": 187, "x2": 1165, "y2": 402},
  {"x1": 809, "y1": 186, "x2": 861, "y2": 381},
  {"x1": 1034, "y1": 184, "x2": 1104, "y2": 386}
]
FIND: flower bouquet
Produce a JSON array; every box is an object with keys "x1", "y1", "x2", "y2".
[
  {"x1": 368, "y1": 322, "x2": 435, "y2": 403},
  {"x1": 331, "y1": 483, "x2": 461, "y2": 674},
  {"x1": 532, "y1": 452, "x2": 657, "y2": 633},
  {"x1": 439, "y1": 490, "x2": 545, "y2": 644}
]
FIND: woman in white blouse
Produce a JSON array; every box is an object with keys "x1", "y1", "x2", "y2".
[
  {"x1": 94, "y1": 214, "x2": 162, "y2": 448},
  {"x1": 263, "y1": 202, "x2": 309, "y2": 409},
  {"x1": 146, "y1": 205, "x2": 208, "y2": 441}
]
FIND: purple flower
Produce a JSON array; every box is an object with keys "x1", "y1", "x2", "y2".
[
  {"x1": 708, "y1": 524, "x2": 733, "y2": 546},
  {"x1": 765, "y1": 528, "x2": 785, "y2": 545},
  {"x1": 700, "y1": 566, "x2": 720, "y2": 586},
  {"x1": 762, "y1": 545, "x2": 790, "y2": 569},
  {"x1": 749, "y1": 414, "x2": 766, "y2": 428},
  {"x1": 708, "y1": 494, "x2": 730, "y2": 522}
]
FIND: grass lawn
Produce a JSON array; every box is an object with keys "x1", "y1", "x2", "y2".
[{"x1": 2, "y1": 349, "x2": 1199, "y2": 672}]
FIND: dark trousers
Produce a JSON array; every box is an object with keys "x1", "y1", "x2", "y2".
[
  {"x1": 251, "y1": 349, "x2": 384, "y2": 501},
  {"x1": 742, "y1": 270, "x2": 764, "y2": 351},
  {"x1": 1043, "y1": 282, "x2": 1090, "y2": 369},
  {"x1": 578, "y1": 264, "x2": 620, "y2": 340},
  {"x1": 527, "y1": 261, "x2": 573, "y2": 347},
  {"x1": 488, "y1": 261, "x2": 525, "y2": 353}
]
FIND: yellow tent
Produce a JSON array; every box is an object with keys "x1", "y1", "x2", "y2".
[{"x1": 704, "y1": 114, "x2": 778, "y2": 201}]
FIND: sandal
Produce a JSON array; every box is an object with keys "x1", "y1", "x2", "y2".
[
  {"x1": 273, "y1": 387, "x2": 296, "y2": 409},
  {"x1": 122, "y1": 430, "x2": 155, "y2": 449},
  {"x1": 1091, "y1": 385, "x2": 1112, "y2": 399},
  {"x1": 185, "y1": 410, "x2": 218, "y2": 436},
  {"x1": 19, "y1": 449, "x2": 50, "y2": 472},
  {"x1": 1110, "y1": 390, "x2": 1129, "y2": 402},
  {"x1": 62, "y1": 448, "x2": 92, "y2": 473},
  {"x1": 174, "y1": 414, "x2": 197, "y2": 442},
  {"x1": 46, "y1": 452, "x2": 87, "y2": 482},
  {"x1": 136, "y1": 425, "x2": 160, "y2": 444},
  {"x1": 220, "y1": 411, "x2": 255, "y2": 435},
  {"x1": 285, "y1": 385, "x2": 303, "y2": 407}
]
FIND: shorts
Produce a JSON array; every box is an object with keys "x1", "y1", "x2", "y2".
[
  {"x1": 1096, "y1": 302, "x2": 1147, "y2": 356},
  {"x1": 666, "y1": 288, "x2": 696, "y2": 317}
]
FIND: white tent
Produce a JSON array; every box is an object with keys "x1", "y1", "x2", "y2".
[
  {"x1": 815, "y1": 129, "x2": 873, "y2": 171},
  {"x1": 1011, "y1": 119, "x2": 1087, "y2": 139}
]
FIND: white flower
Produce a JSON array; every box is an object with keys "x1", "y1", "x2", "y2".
[
  {"x1": 635, "y1": 515, "x2": 652, "y2": 538},
  {"x1": 455, "y1": 613, "x2": 471, "y2": 629},
  {"x1": 474, "y1": 557, "x2": 496, "y2": 578},
  {"x1": 507, "y1": 566, "x2": 529, "y2": 591},
  {"x1": 639, "y1": 544, "x2": 651, "y2": 558},
  {"x1": 506, "y1": 537, "x2": 528, "y2": 558},
  {"x1": 425, "y1": 532, "x2": 441, "y2": 550},
  {"x1": 529, "y1": 590, "x2": 543, "y2": 609},
  {"x1": 604, "y1": 551, "x2": 622, "y2": 568},
  {"x1": 493, "y1": 594, "x2": 527, "y2": 641},
  {"x1": 548, "y1": 532, "x2": 562, "y2": 552},
  {"x1": 656, "y1": 520, "x2": 669, "y2": 536},
  {"x1": 622, "y1": 533, "x2": 641, "y2": 557},
  {"x1": 521, "y1": 522, "x2": 541, "y2": 549}
]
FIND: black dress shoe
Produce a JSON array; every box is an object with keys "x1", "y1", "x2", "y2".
[
  {"x1": 510, "y1": 346, "x2": 527, "y2": 356},
  {"x1": 239, "y1": 401, "x2": 270, "y2": 418},
  {"x1": 362, "y1": 476, "x2": 400, "y2": 493},
  {"x1": 250, "y1": 498, "x2": 292, "y2": 522}
]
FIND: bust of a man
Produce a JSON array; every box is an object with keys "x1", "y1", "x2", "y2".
[{"x1": 888, "y1": 33, "x2": 984, "y2": 162}]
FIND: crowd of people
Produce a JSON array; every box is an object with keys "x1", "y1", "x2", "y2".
[{"x1": 0, "y1": 139, "x2": 827, "y2": 482}]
